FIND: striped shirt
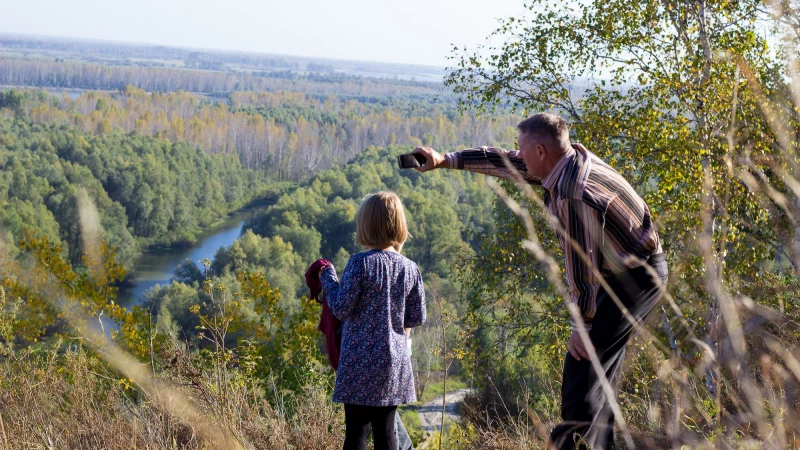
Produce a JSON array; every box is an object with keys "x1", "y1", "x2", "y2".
[{"x1": 444, "y1": 143, "x2": 662, "y2": 330}]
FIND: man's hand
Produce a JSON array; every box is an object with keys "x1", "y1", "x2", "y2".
[
  {"x1": 412, "y1": 146, "x2": 445, "y2": 172},
  {"x1": 568, "y1": 330, "x2": 594, "y2": 361}
]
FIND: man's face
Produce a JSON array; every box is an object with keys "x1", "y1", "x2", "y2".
[{"x1": 518, "y1": 131, "x2": 545, "y2": 178}]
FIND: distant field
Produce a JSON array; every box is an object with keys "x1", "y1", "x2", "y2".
[
  {"x1": 0, "y1": 32, "x2": 445, "y2": 83},
  {"x1": 0, "y1": 33, "x2": 452, "y2": 100}
]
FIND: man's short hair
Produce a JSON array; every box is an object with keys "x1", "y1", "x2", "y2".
[
  {"x1": 516, "y1": 113, "x2": 571, "y2": 151},
  {"x1": 356, "y1": 191, "x2": 409, "y2": 252}
]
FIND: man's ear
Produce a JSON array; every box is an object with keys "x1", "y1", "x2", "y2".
[{"x1": 536, "y1": 143, "x2": 547, "y2": 161}]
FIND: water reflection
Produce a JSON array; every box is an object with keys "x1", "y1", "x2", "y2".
[{"x1": 117, "y1": 213, "x2": 254, "y2": 306}]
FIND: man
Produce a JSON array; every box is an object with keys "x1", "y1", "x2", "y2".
[{"x1": 413, "y1": 113, "x2": 668, "y2": 449}]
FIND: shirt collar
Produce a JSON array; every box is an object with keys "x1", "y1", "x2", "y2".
[{"x1": 542, "y1": 147, "x2": 576, "y2": 191}]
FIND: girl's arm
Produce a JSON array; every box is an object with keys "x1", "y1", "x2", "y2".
[
  {"x1": 320, "y1": 257, "x2": 364, "y2": 320},
  {"x1": 404, "y1": 266, "x2": 426, "y2": 328}
]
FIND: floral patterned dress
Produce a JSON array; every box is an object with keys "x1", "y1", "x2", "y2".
[{"x1": 320, "y1": 249, "x2": 426, "y2": 406}]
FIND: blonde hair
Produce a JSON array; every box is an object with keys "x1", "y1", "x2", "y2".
[{"x1": 356, "y1": 191, "x2": 409, "y2": 252}]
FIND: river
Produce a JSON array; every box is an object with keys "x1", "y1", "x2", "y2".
[{"x1": 117, "y1": 209, "x2": 260, "y2": 306}]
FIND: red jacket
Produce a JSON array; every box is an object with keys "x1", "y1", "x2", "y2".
[{"x1": 305, "y1": 259, "x2": 341, "y2": 371}]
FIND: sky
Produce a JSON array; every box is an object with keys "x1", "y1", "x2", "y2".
[{"x1": 0, "y1": 0, "x2": 529, "y2": 67}]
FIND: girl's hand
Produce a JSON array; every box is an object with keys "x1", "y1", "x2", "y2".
[{"x1": 318, "y1": 264, "x2": 333, "y2": 277}]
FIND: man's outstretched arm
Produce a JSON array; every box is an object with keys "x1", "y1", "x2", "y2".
[{"x1": 412, "y1": 146, "x2": 542, "y2": 185}]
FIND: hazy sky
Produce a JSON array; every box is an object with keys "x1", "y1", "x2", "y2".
[{"x1": 0, "y1": 0, "x2": 528, "y2": 67}]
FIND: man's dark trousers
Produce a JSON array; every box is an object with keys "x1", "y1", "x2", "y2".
[{"x1": 550, "y1": 254, "x2": 668, "y2": 450}]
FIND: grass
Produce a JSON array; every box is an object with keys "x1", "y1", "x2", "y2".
[{"x1": 0, "y1": 339, "x2": 346, "y2": 449}]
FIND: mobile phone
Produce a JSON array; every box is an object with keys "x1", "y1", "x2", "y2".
[{"x1": 397, "y1": 153, "x2": 427, "y2": 169}]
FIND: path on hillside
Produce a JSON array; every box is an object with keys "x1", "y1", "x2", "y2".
[{"x1": 417, "y1": 388, "x2": 473, "y2": 435}]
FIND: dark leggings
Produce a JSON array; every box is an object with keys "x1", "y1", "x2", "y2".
[{"x1": 343, "y1": 404, "x2": 398, "y2": 450}]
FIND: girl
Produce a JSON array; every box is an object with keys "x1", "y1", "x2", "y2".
[{"x1": 320, "y1": 191, "x2": 426, "y2": 450}]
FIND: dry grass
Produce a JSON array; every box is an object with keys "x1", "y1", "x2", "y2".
[{"x1": 0, "y1": 342, "x2": 343, "y2": 449}]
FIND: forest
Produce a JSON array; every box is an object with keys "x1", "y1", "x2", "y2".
[
  {"x1": 7, "y1": 86, "x2": 518, "y2": 179},
  {"x1": 0, "y1": 86, "x2": 518, "y2": 272},
  {"x1": 0, "y1": 57, "x2": 446, "y2": 97},
  {"x1": 0, "y1": 118, "x2": 272, "y2": 267},
  {"x1": 4, "y1": 0, "x2": 800, "y2": 449}
]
